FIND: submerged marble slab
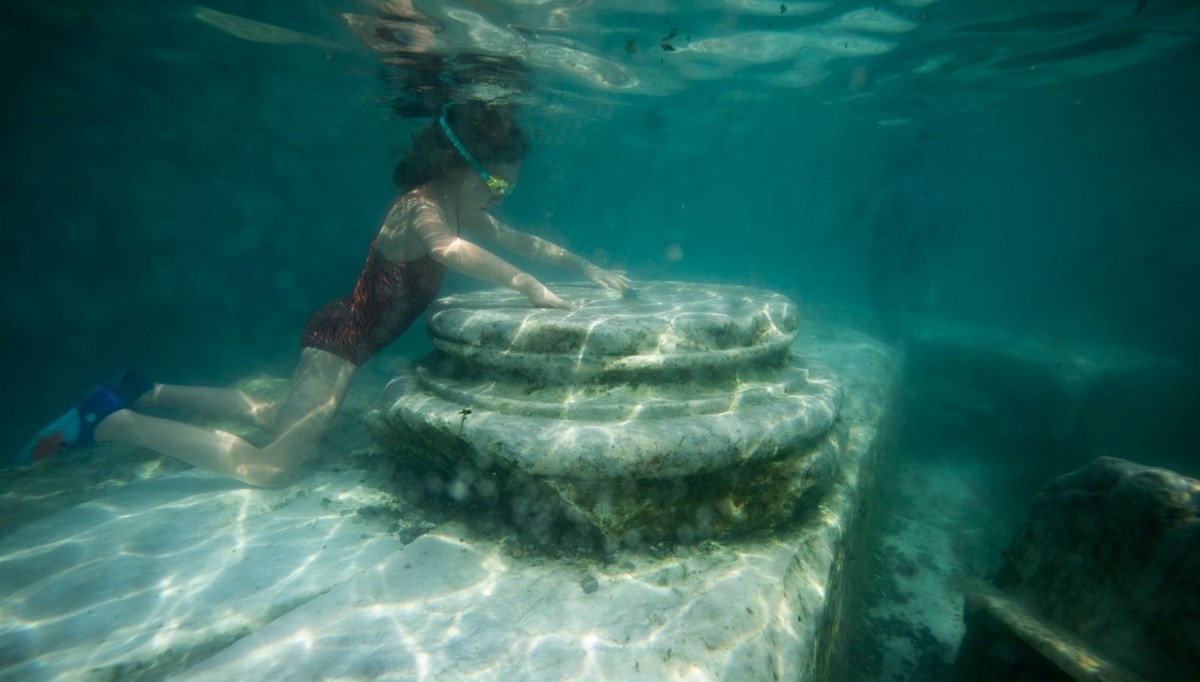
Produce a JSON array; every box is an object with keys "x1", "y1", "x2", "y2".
[
  {"x1": 180, "y1": 325, "x2": 899, "y2": 681},
  {"x1": 177, "y1": 522, "x2": 824, "y2": 681}
]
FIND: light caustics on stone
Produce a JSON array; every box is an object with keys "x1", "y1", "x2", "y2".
[
  {"x1": 0, "y1": 471, "x2": 399, "y2": 680},
  {"x1": 375, "y1": 282, "x2": 844, "y2": 541}
]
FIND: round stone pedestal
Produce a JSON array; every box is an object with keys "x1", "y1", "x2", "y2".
[{"x1": 372, "y1": 282, "x2": 842, "y2": 544}]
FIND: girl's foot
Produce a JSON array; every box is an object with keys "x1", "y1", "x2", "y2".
[{"x1": 18, "y1": 370, "x2": 153, "y2": 463}]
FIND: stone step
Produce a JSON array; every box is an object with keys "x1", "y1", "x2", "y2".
[{"x1": 426, "y1": 281, "x2": 800, "y2": 381}]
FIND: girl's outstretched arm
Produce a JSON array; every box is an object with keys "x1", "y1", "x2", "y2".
[
  {"x1": 413, "y1": 204, "x2": 574, "y2": 309},
  {"x1": 469, "y1": 213, "x2": 632, "y2": 291}
]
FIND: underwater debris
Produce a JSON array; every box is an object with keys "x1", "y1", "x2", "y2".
[
  {"x1": 660, "y1": 28, "x2": 677, "y2": 52},
  {"x1": 580, "y1": 575, "x2": 600, "y2": 594},
  {"x1": 624, "y1": 39, "x2": 637, "y2": 54}
]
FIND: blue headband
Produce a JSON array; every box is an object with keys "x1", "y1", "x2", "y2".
[{"x1": 438, "y1": 108, "x2": 513, "y2": 197}]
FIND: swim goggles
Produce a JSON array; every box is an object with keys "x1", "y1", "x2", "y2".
[{"x1": 438, "y1": 111, "x2": 515, "y2": 199}]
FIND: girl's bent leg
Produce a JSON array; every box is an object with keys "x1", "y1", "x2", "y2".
[
  {"x1": 136, "y1": 385, "x2": 278, "y2": 431},
  {"x1": 272, "y1": 348, "x2": 357, "y2": 432},
  {"x1": 95, "y1": 349, "x2": 357, "y2": 487},
  {"x1": 96, "y1": 410, "x2": 297, "y2": 487}
]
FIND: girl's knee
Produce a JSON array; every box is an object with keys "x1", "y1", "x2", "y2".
[
  {"x1": 255, "y1": 438, "x2": 318, "y2": 482},
  {"x1": 241, "y1": 465, "x2": 297, "y2": 489},
  {"x1": 251, "y1": 397, "x2": 282, "y2": 431},
  {"x1": 235, "y1": 442, "x2": 310, "y2": 488}
]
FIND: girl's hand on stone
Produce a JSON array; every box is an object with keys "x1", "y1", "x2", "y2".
[
  {"x1": 528, "y1": 283, "x2": 577, "y2": 311},
  {"x1": 584, "y1": 265, "x2": 632, "y2": 291}
]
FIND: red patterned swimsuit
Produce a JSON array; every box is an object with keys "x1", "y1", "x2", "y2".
[{"x1": 301, "y1": 237, "x2": 447, "y2": 366}]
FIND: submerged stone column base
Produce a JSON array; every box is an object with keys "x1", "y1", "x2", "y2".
[{"x1": 372, "y1": 282, "x2": 844, "y2": 544}]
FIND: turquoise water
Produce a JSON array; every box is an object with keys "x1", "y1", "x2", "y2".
[
  {"x1": 1, "y1": 1, "x2": 1198, "y2": 679},
  {"x1": 2, "y1": 1, "x2": 1197, "y2": 460}
]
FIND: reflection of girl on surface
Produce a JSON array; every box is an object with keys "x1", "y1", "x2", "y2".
[{"x1": 22, "y1": 102, "x2": 631, "y2": 485}]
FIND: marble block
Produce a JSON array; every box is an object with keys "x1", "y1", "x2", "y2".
[
  {"x1": 373, "y1": 282, "x2": 844, "y2": 542},
  {"x1": 955, "y1": 457, "x2": 1200, "y2": 682}
]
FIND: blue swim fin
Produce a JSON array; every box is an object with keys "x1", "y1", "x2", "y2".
[{"x1": 20, "y1": 384, "x2": 128, "y2": 463}]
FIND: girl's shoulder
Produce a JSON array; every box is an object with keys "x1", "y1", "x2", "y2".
[
  {"x1": 387, "y1": 189, "x2": 446, "y2": 224},
  {"x1": 378, "y1": 189, "x2": 452, "y2": 250}
]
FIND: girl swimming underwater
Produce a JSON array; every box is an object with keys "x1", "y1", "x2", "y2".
[{"x1": 21, "y1": 101, "x2": 630, "y2": 486}]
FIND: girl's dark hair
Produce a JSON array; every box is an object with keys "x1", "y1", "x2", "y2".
[{"x1": 393, "y1": 101, "x2": 530, "y2": 190}]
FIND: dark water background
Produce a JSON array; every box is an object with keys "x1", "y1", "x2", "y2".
[{"x1": 2, "y1": 0, "x2": 1198, "y2": 481}]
